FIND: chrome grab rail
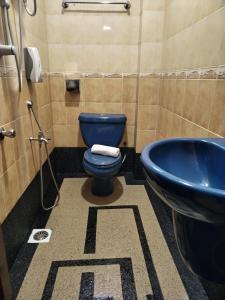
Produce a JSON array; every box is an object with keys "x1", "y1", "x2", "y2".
[{"x1": 62, "y1": 0, "x2": 131, "y2": 10}]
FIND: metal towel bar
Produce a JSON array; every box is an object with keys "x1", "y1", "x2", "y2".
[{"x1": 62, "y1": 0, "x2": 131, "y2": 10}]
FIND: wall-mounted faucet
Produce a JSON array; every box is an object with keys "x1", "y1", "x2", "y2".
[
  {"x1": 0, "y1": 128, "x2": 16, "y2": 140},
  {"x1": 29, "y1": 132, "x2": 51, "y2": 145}
]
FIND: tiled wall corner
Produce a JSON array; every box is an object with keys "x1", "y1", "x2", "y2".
[
  {"x1": 162, "y1": 1, "x2": 225, "y2": 71},
  {"x1": 135, "y1": 76, "x2": 161, "y2": 153},
  {"x1": 157, "y1": 76, "x2": 225, "y2": 140},
  {"x1": 157, "y1": 0, "x2": 225, "y2": 142}
]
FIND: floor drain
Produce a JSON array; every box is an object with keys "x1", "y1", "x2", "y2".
[
  {"x1": 33, "y1": 230, "x2": 49, "y2": 241},
  {"x1": 27, "y1": 229, "x2": 52, "y2": 243}
]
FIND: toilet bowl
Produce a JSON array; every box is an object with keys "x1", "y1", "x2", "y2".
[{"x1": 79, "y1": 113, "x2": 127, "y2": 196}]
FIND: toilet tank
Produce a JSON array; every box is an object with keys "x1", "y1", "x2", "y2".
[{"x1": 79, "y1": 113, "x2": 127, "y2": 147}]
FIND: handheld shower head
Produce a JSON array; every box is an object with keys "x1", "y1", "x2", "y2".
[
  {"x1": 0, "y1": 0, "x2": 10, "y2": 9},
  {"x1": 26, "y1": 100, "x2": 33, "y2": 109}
]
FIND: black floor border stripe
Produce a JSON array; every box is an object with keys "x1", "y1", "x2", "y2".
[
  {"x1": 10, "y1": 176, "x2": 64, "y2": 300},
  {"x1": 144, "y1": 184, "x2": 209, "y2": 300},
  {"x1": 84, "y1": 206, "x2": 163, "y2": 300},
  {"x1": 79, "y1": 272, "x2": 94, "y2": 299},
  {"x1": 42, "y1": 258, "x2": 137, "y2": 300},
  {"x1": 79, "y1": 272, "x2": 115, "y2": 300},
  {"x1": 85, "y1": 209, "x2": 98, "y2": 254}
]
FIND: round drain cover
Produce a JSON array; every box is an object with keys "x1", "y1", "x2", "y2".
[{"x1": 33, "y1": 230, "x2": 49, "y2": 241}]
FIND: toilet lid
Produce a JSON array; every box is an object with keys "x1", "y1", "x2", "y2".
[{"x1": 84, "y1": 149, "x2": 122, "y2": 168}]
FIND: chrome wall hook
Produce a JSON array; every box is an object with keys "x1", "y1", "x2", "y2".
[{"x1": 0, "y1": 128, "x2": 16, "y2": 140}]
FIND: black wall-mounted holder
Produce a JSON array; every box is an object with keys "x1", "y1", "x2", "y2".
[{"x1": 66, "y1": 79, "x2": 80, "y2": 93}]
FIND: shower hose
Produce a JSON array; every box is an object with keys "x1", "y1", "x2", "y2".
[{"x1": 28, "y1": 104, "x2": 60, "y2": 211}]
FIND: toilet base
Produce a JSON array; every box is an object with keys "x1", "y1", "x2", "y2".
[{"x1": 91, "y1": 177, "x2": 113, "y2": 196}]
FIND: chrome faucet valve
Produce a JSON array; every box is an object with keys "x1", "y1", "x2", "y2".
[
  {"x1": 29, "y1": 132, "x2": 51, "y2": 145},
  {"x1": 0, "y1": 127, "x2": 16, "y2": 140}
]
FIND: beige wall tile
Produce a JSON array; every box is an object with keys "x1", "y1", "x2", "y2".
[
  {"x1": 84, "y1": 102, "x2": 106, "y2": 114},
  {"x1": 171, "y1": 114, "x2": 182, "y2": 137},
  {"x1": 160, "y1": 79, "x2": 168, "y2": 108},
  {"x1": 157, "y1": 77, "x2": 225, "y2": 140},
  {"x1": 103, "y1": 103, "x2": 123, "y2": 114},
  {"x1": 198, "y1": 7, "x2": 225, "y2": 67},
  {"x1": 84, "y1": 79, "x2": 104, "y2": 102},
  {"x1": 53, "y1": 125, "x2": 85, "y2": 147},
  {"x1": 162, "y1": 1, "x2": 225, "y2": 70},
  {"x1": 209, "y1": 79, "x2": 225, "y2": 136},
  {"x1": 167, "y1": 79, "x2": 176, "y2": 111},
  {"x1": 200, "y1": 0, "x2": 225, "y2": 18},
  {"x1": 120, "y1": 125, "x2": 135, "y2": 147},
  {"x1": 66, "y1": 101, "x2": 85, "y2": 125},
  {"x1": 0, "y1": 78, "x2": 14, "y2": 125},
  {"x1": 123, "y1": 78, "x2": 137, "y2": 103},
  {"x1": 191, "y1": 124, "x2": 209, "y2": 138},
  {"x1": 193, "y1": 80, "x2": 216, "y2": 129},
  {"x1": 142, "y1": 11, "x2": 164, "y2": 43},
  {"x1": 39, "y1": 104, "x2": 53, "y2": 131},
  {"x1": 143, "y1": 0, "x2": 165, "y2": 11},
  {"x1": 136, "y1": 130, "x2": 156, "y2": 153},
  {"x1": 122, "y1": 103, "x2": 136, "y2": 126},
  {"x1": 180, "y1": 118, "x2": 194, "y2": 138},
  {"x1": 137, "y1": 105, "x2": 159, "y2": 130},
  {"x1": 50, "y1": 76, "x2": 66, "y2": 101},
  {"x1": 140, "y1": 43, "x2": 163, "y2": 72},
  {"x1": 183, "y1": 80, "x2": 199, "y2": 122},
  {"x1": 139, "y1": 78, "x2": 160, "y2": 105},
  {"x1": 52, "y1": 102, "x2": 67, "y2": 125},
  {"x1": 13, "y1": 119, "x2": 26, "y2": 161},
  {"x1": 174, "y1": 80, "x2": 186, "y2": 116},
  {"x1": 102, "y1": 78, "x2": 123, "y2": 103}
]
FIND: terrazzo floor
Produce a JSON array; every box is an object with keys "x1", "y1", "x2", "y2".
[{"x1": 16, "y1": 177, "x2": 193, "y2": 299}]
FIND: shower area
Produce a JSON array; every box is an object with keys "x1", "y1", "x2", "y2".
[{"x1": 0, "y1": 0, "x2": 225, "y2": 299}]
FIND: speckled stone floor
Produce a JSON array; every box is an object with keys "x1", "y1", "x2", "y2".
[{"x1": 16, "y1": 177, "x2": 191, "y2": 299}]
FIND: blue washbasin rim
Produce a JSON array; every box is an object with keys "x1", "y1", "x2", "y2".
[{"x1": 141, "y1": 138, "x2": 225, "y2": 197}]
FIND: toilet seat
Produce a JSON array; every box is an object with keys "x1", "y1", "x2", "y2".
[{"x1": 84, "y1": 149, "x2": 122, "y2": 169}]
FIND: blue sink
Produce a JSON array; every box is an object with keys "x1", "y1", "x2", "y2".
[{"x1": 141, "y1": 138, "x2": 225, "y2": 283}]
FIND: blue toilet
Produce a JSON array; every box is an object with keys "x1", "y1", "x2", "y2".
[{"x1": 79, "y1": 113, "x2": 127, "y2": 196}]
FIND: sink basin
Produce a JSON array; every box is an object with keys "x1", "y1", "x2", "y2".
[
  {"x1": 141, "y1": 138, "x2": 225, "y2": 223},
  {"x1": 141, "y1": 138, "x2": 225, "y2": 283}
]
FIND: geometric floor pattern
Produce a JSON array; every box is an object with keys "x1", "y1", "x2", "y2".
[{"x1": 16, "y1": 177, "x2": 189, "y2": 300}]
